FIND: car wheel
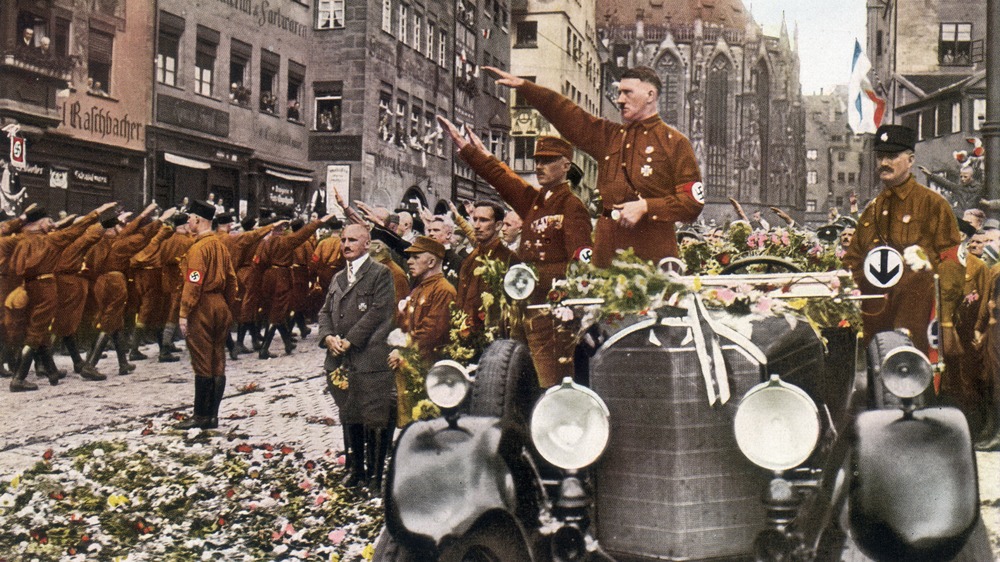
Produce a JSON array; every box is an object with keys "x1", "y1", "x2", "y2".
[
  {"x1": 816, "y1": 514, "x2": 993, "y2": 561},
  {"x1": 467, "y1": 339, "x2": 540, "y2": 428},
  {"x1": 437, "y1": 517, "x2": 533, "y2": 562},
  {"x1": 720, "y1": 256, "x2": 801, "y2": 275},
  {"x1": 372, "y1": 527, "x2": 423, "y2": 562}
]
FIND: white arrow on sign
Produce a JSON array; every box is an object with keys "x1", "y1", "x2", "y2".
[{"x1": 863, "y1": 246, "x2": 903, "y2": 288}]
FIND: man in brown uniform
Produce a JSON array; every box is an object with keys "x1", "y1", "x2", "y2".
[
  {"x1": 487, "y1": 65, "x2": 704, "y2": 268},
  {"x1": 388, "y1": 236, "x2": 456, "y2": 424},
  {"x1": 127, "y1": 218, "x2": 176, "y2": 361},
  {"x1": 842, "y1": 124, "x2": 965, "y2": 358},
  {"x1": 455, "y1": 201, "x2": 516, "y2": 337},
  {"x1": 158, "y1": 213, "x2": 195, "y2": 362},
  {"x1": 0, "y1": 212, "x2": 26, "y2": 376},
  {"x1": 8, "y1": 202, "x2": 115, "y2": 391},
  {"x1": 255, "y1": 212, "x2": 338, "y2": 359},
  {"x1": 176, "y1": 200, "x2": 237, "y2": 430},
  {"x1": 441, "y1": 119, "x2": 592, "y2": 387},
  {"x1": 231, "y1": 216, "x2": 280, "y2": 354},
  {"x1": 53, "y1": 218, "x2": 107, "y2": 377}
]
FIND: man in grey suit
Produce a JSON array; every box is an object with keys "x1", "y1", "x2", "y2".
[{"x1": 318, "y1": 224, "x2": 397, "y2": 492}]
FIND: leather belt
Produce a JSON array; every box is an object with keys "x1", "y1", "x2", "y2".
[{"x1": 26, "y1": 273, "x2": 55, "y2": 282}]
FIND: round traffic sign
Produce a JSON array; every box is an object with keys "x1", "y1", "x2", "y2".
[{"x1": 863, "y1": 246, "x2": 903, "y2": 289}]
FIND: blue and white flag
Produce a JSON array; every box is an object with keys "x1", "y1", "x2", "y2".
[{"x1": 848, "y1": 39, "x2": 885, "y2": 134}]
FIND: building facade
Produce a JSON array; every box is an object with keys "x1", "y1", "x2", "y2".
[
  {"x1": 803, "y1": 87, "x2": 865, "y2": 227},
  {"x1": 596, "y1": 0, "x2": 807, "y2": 224},
  {"x1": 866, "y1": 0, "x2": 987, "y2": 200},
  {"x1": 1, "y1": 0, "x2": 153, "y2": 214},
  {"x1": 508, "y1": 0, "x2": 604, "y2": 213}
]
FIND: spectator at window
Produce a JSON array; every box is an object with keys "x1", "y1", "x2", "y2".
[
  {"x1": 19, "y1": 28, "x2": 35, "y2": 52},
  {"x1": 287, "y1": 100, "x2": 301, "y2": 121},
  {"x1": 38, "y1": 36, "x2": 52, "y2": 58}
]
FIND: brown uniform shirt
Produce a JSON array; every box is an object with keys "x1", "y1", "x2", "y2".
[
  {"x1": 460, "y1": 145, "x2": 591, "y2": 303},
  {"x1": 518, "y1": 81, "x2": 703, "y2": 267},
  {"x1": 456, "y1": 236, "x2": 516, "y2": 326},
  {"x1": 399, "y1": 272, "x2": 455, "y2": 361},
  {"x1": 180, "y1": 231, "x2": 237, "y2": 319}
]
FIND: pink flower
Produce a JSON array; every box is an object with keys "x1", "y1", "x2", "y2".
[
  {"x1": 829, "y1": 277, "x2": 841, "y2": 290},
  {"x1": 315, "y1": 493, "x2": 327, "y2": 506},
  {"x1": 329, "y1": 529, "x2": 347, "y2": 545},
  {"x1": 716, "y1": 288, "x2": 737, "y2": 306},
  {"x1": 299, "y1": 479, "x2": 313, "y2": 491},
  {"x1": 336, "y1": 455, "x2": 346, "y2": 466},
  {"x1": 753, "y1": 297, "x2": 775, "y2": 315}
]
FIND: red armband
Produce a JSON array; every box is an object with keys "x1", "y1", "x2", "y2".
[
  {"x1": 676, "y1": 181, "x2": 706, "y2": 205},
  {"x1": 939, "y1": 245, "x2": 961, "y2": 264}
]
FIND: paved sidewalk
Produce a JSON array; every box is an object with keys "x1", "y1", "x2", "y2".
[{"x1": 0, "y1": 332, "x2": 343, "y2": 472}]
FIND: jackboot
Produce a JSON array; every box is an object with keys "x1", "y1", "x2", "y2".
[
  {"x1": 79, "y1": 332, "x2": 110, "y2": 380},
  {"x1": 294, "y1": 312, "x2": 311, "y2": 338},
  {"x1": 226, "y1": 333, "x2": 238, "y2": 361},
  {"x1": 276, "y1": 324, "x2": 296, "y2": 355},
  {"x1": 341, "y1": 424, "x2": 354, "y2": 474},
  {"x1": 176, "y1": 376, "x2": 214, "y2": 429},
  {"x1": 250, "y1": 322, "x2": 263, "y2": 351},
  {"x1": 36, "y1": 347, "x2": 63, "y2": 386},
  {"x1": 258, "y1": 325, "x2": 278, "y2": 359},
  {"x1": 9, "y1": 347, "x2": 39, "y2": 392},
  {"x1": 366, "y1": 428, "x2": 388, "y2": 497},
  {"x1": 0, "y1": 343, "x2": 13, "y2": 378},
  {"x1": 128, "y1": 325, "x2": 149, "y2": 361},
  {"x1": 158, "y1": 325, "x2": 180, "y2": 362},
  {"x1": 63, "y1": 336, "x2": 86, "y2": 374},
  {"x1": 112, "y1": 331, "x2": 136, "y2": 375},
  {"x1": 235, "y1": 324, "x2": 253, "y2": 354},
  {"x1": 341, "y1": 424, "x2": 367, "y2": 487},
  {"x1": 204, "y1": 376, "x2": 226, "y2": 429},
  {"x1": 163, "y1": 323, "x2": 181, "y2": 353}
]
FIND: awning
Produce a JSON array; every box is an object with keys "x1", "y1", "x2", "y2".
[
  {"x1": 164, "y1": 152, "x2": 211, "y2": 170},
  {"x1": 265, "y1": 168, "x2": 313, "y2": 183}
]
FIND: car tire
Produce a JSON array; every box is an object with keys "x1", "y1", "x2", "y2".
[
  {"x1": 467, "y1": 339, "x2": 540, "y2": 428},
  {"x1": 437, "y1": 516, "x2": 533, "y2": 562},
  {"x1": 372, "y1": 527, "x2": 422, "y2": 562},
  {"x1": 817, "y1": 514, "x2": 993, "y2": 561}
]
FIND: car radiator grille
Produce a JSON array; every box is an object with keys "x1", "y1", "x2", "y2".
[{"x1": 590, "y1": 322, "x2": 769, "y2": 561}]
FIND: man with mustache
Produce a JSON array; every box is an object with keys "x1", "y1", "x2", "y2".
[
  {"x1": 486, "y1": 65, "x2": 703, "y2": 267},
  {"x1": 842, "y1": 124, "x2": 965, "y2": 358}
]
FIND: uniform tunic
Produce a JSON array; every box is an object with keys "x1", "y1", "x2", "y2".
[
  {"x1": 228, "y1": 224, "x2": 275, "y2": 323},
  {"x1": 130, "y1": 224, "x2": 174, "y2": 328},
  {"x1": 180, "y1": 231, "x2": 237, "y2": 377},
  {"x1": 53, "y1": 223, "x2": 104, "y2": 338},
  {"x1": 160, "y1": 230, "x2": 196, "y2": 324},
  {"x1": 0, "y1": 219, "x2": 25, "y2": 344},
  {"x1": 311, "y1": 234, "x2": 345, "y2": 293},
  {"x1": 517, "y1": 81, "x2": 703, "y2": 267},
  {"x1": 842, "y1": 175, "x2": 964, "y2": 353},
  {"x1": 456, "y1": 236, "x2": 516, "y2": 330},
  {"x1": 87, "y1": 219, "x2": 162, "y2": 334},
  {"x1": 255, "y1": 221, "x2": 324, "y2": 325},
  {"x1": 399, "y1": 273, "x2": 456, "y2": 362},
  {"x1": 10, "y1": 211, "x2": 100, "y2": 347}
]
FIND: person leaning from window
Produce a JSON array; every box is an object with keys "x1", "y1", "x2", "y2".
[{"x1": 918, "y1": 164, "x2": 984, "y2": 218}]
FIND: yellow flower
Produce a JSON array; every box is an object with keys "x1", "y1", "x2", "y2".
[
  {"x1": 329, "y1": 554, "x2": 341, "y2": 562},
  {"x1": 693, "y1": 276, "x2": 703, "y2": 291},
  {"x1": 10, "y1": 474, "x2": 19, "y2": 489},
  {"x1": 107, "y1": 493, "x2": 131, "y2": 508},
  {"x1": 362, "y1": 543, "x2": 375, "y2": 560},
  {"x1": 786, "y1": 298, "x2": 808, "y2": 311},
  {"x1": 481, "y1": 292, "x2": 495, "y2": 309}
]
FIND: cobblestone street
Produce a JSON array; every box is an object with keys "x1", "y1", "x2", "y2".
[{"x1": 0, "y1": 332, "x2": 343, "y2": 473}]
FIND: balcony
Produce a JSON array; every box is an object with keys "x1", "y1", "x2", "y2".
[
  {"x1": 2, "y1": 49, "x2": 75, "y2": 82},
  {"x1": 0, "y1": 50, "x2": 77, "y2": 129}
]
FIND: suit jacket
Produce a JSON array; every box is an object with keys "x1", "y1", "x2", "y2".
[{"x1": 318, "y1": 257, "x2": 396, "y2": 374}]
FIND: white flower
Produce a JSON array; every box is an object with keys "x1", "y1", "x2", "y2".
[
  {"x1": 387, "y1": 328, "x2": 408, "y2": 347},
  {"x1": 186, "y1": 428, "x2": 202, "y2": 439},
  {"x1": 0, "y1": 493, "x2": 15, "y2": 508},
  {"x1": 92, "y1": 448, "x2": 105, "y2": 457},
  {"x1": 903, "y1": 245, "x2": 931, "y2": 271}
]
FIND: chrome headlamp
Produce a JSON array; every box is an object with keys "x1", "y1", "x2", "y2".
[
  {"x1": 880, "y1": 346, "x2": 932, "y2": 399},
  {"x1": 425, "y1": 360, "x2": 472, "y2": 409},
  {"x1": 734, "y1": 375, "x2": 820, "y2": 472},
  {"x1": 503, "y1": 263, "x2": 537, "y2": 301},
  {"x1": 530, "y1": 378, "x2": 610, "y2": 470}
]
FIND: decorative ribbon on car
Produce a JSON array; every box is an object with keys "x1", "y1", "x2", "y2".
[{"x1": 681, "y1": 294, "x2": 732, "y2": 406}]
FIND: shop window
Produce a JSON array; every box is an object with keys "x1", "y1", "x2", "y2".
[
  {"x1": 317, "y1": 0, "x2": 345, "y2": 29},
  {"x1": 260, "y1": 49, "x2": 280, "y2": 114},
  {"x1": 515, "y1": 21, "x2": 537, "y2": 47},
  {"x1": 513, "y1": 136, "x2": 535, "y2": 172},
  {"x1": 194, "y1": 27, "x2": 219, "y2": 97},
  {"x1": 88, "y1": 28, "x2": 113, "y2": 96},
  {"x1": 157, "y1": 28, "x2": 179, "y2": 86},
  {"x1": 230, "y1": 39, "x2": 252, "y2": 106},
  {"x1": 382, "y1": 0, "x2": 393, "y2": 34},
  {"x1": 939, "y1": 23, "x2": 972, "y2": 66}
]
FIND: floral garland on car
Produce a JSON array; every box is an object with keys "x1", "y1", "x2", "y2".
[
  {"x1": 682, "y1": 222, "x2": 844, "y2": 275},
  {"x1": 0, "y1": 430, "x2": 382, "y2": 561}
]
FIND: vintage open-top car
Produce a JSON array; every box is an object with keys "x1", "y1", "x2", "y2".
[{"x1": 373, "y1": 261, "x2": 994, "y2": 561}]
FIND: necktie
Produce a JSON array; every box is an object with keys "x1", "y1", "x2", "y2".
[{"x1": 347, "y1": 261, "x2": 354, "y2": 284}]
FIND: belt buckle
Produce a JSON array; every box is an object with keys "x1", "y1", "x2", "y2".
[{"x1": 610, "y1": 209, "x2": 621, "y2": 221}]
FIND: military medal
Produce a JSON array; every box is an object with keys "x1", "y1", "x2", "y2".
[
  {"x1": 640, "y1": 165, "x2": 653, "y2": 177},
  {"x1": 645, "y1": 146, "x2": 654, "y2": 154},
  {"x1": 358, "y1": 302, "x2": 368, "y2": 312},
  {"x1": 902, "y1": 214, "x2": 911, "y2": 223}
]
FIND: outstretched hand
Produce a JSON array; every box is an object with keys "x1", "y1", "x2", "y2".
[
  {"x1": 160, "y1": 207, "x2": 177, "y2": 222},
  {"x1": 728, "y1": 197, "x2": 748, "y2": 221},
  {"x1": 483, "y1": 66, "x2": 524, "y2": 88}
]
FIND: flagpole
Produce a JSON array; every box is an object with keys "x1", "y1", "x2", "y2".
[{"x1": 985, "y1": 0, "x2": 1000, "y2": 204}]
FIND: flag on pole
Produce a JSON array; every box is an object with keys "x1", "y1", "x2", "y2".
[{"x1": 848, "y1": 39, "x2": 885, "y2": 134}]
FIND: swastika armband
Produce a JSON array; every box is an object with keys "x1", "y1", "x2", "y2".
[
  {"x1": 676, "y1": 181, "x2": 706, "y2": 205},
  {"x1": 187, "y1": 269, "x2": 203, "y2": 285}
]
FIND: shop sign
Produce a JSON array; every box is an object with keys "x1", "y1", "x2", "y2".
[
  {"x1": 325, "y1": 165, "x2": 349, "y2": 213},
  {"x1": 157, "y1": 95, "x2": 230, "y2": 137},
  {"x1": 50, "y1": 168, "x2": 68, "y2": 189},
  {"x1": 18, "y1": 163, "x2": 46, "y2": 177},
  {"x1": 268, "y1": 183, "x2": 295, "y2": 207},
  {"x1": 308, "y1": 135, "x2": 362, "y2": 161},
  {"x1": 73, "y1": 169, "x2": 110, "y2": 186}
]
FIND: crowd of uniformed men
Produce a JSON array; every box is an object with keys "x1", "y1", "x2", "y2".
[{"x1": 2, "y1": 65, "x2": 998, "y2": 494}]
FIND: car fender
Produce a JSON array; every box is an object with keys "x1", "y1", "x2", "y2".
[
  {"x1": 849, "y1": 407, "x2": 978, "y2": 561},
  {"x1": 384, "y1": 416, "x2": 519, "y2": 548}
]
